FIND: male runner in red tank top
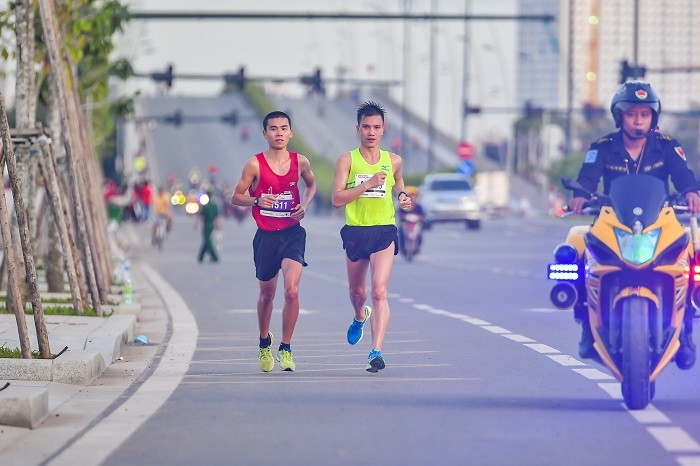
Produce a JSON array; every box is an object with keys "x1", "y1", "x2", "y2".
[{"x1": 231, "y1": 111, "x2": 316, "y2": 372}]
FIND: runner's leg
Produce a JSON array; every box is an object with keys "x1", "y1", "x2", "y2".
[
  {"x1": 368, "y1": 243, "x2": 395, "y2": 350},
  {"x1": 346, "y1": 257, "x2": 370, "y2": 320},
  {"x1": 280, "y1": 258, "x2": 302, "y2": 344},
  {"x1": 257, "y1": 274, "x2": 278, "y2": 339}
]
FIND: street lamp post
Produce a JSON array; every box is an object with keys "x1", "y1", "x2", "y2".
[
  {"x1": 402, "y1": 0, "x2": 411, "y2": 172},
  {"x1": 427, "y1": 0, "x2": 437, "y2": 173},
  {"x1": 460, "y1": 0, "x2": 472, "y2": 142}
]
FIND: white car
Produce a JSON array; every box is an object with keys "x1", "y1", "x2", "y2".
[{"x1": 418, "y1": 173, "x2": 481, "y2": 230}]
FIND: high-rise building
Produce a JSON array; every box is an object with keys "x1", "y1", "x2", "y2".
[
  {"x1": 515, "y1": 0, "x2": 561, "y2": 110},
  {"x1": 518, "y1": 0, "x2": 700, "y2": 113}
]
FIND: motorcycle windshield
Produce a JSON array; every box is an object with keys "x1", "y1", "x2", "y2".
[{"x1": 607, "y1": 175, "x2": 667, "y2": 229}]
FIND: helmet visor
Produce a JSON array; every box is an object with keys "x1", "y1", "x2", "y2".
[{"x1": 615, "y1": 100, "x2": 660, "y2": 114}]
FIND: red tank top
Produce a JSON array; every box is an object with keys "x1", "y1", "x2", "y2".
[{"x1": 250, "y1": 152, "x2": 301, "y2": 231}]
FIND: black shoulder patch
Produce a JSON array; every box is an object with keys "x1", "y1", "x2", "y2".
[{"x1": 594, "y1": 136, "x2": 612, "y2": 144}]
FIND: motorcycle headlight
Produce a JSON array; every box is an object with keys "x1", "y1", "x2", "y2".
[
  {"x1": 553, "y1": 243, "x2": 578, "y2": 264},
  {"x1": 615, "y1": 227, "x2": 660, "y2": 265}
]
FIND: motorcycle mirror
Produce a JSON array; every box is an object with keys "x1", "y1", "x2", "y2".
[{"x1": 561, "y1": 178, "x2": 589, "y2": 194}]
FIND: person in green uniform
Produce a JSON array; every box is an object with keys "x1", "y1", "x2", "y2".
[
  {"x1": 196, "y1": 189, "x2": 222, "y2": 263},
  {"x1": 331, "y1": 101, "x2": 412, "y2": 372}
]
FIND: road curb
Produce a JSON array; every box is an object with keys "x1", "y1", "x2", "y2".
[{"x1": 0, "y1": 309, "x2": 137, "y2": 428}]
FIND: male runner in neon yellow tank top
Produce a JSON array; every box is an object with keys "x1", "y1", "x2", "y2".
[{"x1": 331, "y1": 101, "x2": 412, "y2": 372}]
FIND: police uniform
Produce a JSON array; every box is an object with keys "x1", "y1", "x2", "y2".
[{"x1": 574, "y1": 130, "x2": 696, "y2": 198}]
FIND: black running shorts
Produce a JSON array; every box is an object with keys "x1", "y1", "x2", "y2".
[
  {"x1": 253, "y1": 224, "x2": 308, "y2": 281},
  {"x1": 340, "y1": 224, "x2": 398, "y2": 262}
]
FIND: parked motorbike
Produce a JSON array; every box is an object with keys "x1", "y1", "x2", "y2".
[
  {"x1": 547, "y1": 174, "x2": 700, "y2": 410},
  {"x1": 400, "y1": 213, "x2": 423, "y2": 261}
]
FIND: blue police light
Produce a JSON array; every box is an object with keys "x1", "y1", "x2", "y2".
[
  {"x1": 553, "y1": 244, "x2": 578, "y2": 264},
  {"x1": 547, "y1": 263, "x2": 580, "y2": 281}
]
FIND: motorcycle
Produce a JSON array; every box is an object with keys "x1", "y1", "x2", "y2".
[
  {"x1": 400, "y1": 213, "x2": 423, "y2": 261},
  {"x1": 547, "y1": 174, "x2": 700, "y2": 410}
]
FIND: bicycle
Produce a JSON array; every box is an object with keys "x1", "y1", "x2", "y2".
[{"x1": 154, "y1": 216, "x2": 167, "y2": 250}]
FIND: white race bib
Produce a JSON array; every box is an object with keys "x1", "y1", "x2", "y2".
[
  {"x1": 260, "y1": 193, "x2": 294, "y2": 217},
  {"x1": 355, "y1": 173, "x2": 386, "y2": 198}
]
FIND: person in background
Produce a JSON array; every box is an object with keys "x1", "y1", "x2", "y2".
[
  {"x1": 151, "y1": 186, "x2": 172, "y2": 245},
  {"x1": 195, "y1": 189, "x2": 221, "y2": 263},
  {"x1": 396, "y1": 185, "x2": 425, "y2": 255},
  {"x1": 139, "y1": 179, "x2": 153, "y2": 222}
]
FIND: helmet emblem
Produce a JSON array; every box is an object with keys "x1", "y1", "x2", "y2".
[
  {"x1": 635, "y1": 90, "x2": 648, "y2": 100},
  {"x1": 633, "y1": 207, "x2": 643, "y2": 216}
]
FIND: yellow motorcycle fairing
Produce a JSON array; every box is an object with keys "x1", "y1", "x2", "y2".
[
  {"x1": 564, "y1": 225, "x2": 590, "y2": 259},
  {"x1": 585, "y1": 206, "x2": 690, "y2": 382},
  {"x1": 589, "y1": 206, "x2": 687, "y2": 268}
]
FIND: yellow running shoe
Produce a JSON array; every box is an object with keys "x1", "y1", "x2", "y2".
[
  {"x1": 277, "y1": 349, "x2": 296, "y2": 372},
  {"x1": 259, "y1": 333, "x2": 274, "y2": 372}
]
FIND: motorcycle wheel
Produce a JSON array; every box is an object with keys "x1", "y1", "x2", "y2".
[
  {"x1": 405, "y1": 238, "x2": 415, "y2": 262},
  {"x1": 621, "y1": 296, "x2": 652, "y2": 410}
]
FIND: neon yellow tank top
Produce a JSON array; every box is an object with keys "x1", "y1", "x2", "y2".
[{"x1": 344, "y1": 149, "x2": 396, "y2": 226}]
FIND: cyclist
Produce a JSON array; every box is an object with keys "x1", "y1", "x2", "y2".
[{"x1": 151, "y1": 186, "x2": 172, "y2": 246}]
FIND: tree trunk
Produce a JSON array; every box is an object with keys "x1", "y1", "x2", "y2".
[
  {"x1": 0, "y1": 97, "x2": 32, "y2": 359},
  {"x1": 38, "y1": 139, "x2": 84, "y2": 313},
  {"x1": 69, "y1": 74, "x2": 110, "y2": 303},
  {"x1": 45, "y1": 76, "x2": 64, "y2": 293},
  {"x1": 45, "y1": 199, "x2": 63, "y2": 292},
  {"x1": 38, "y1": 0, "x2": 102, "y2": 316},
  {"x1": 12, "y1": 0, "x2": 35, "y2": 297},
  {"x1": 13, "y1": 0, "x2": 51, "y2": 358}
]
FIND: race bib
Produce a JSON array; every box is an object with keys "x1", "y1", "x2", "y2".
[
  {"x1": 260, "y1": 193, "x2": 294, "y2": 217},
  {"x1": 355, "y1": 173, "x2": 386, "y2": 198}
]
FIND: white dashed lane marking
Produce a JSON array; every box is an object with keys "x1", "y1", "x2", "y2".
[
  {"x1": 648, "y1": 427, "x2": 700, "y2": 453},
  {"x1": 406, "y1": 298, "x2": 700, "y2": 465}
]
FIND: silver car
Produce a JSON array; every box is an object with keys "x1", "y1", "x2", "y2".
[{"x1": 418, "y1": 173, "x2": 481, "y2": 230}]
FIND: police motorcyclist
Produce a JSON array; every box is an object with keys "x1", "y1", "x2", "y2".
[
  {"x1": 569, "y1": 81, "x2": 700, "y2": 369},
  {"x1": 397, "y1": 186, "x2": 425, "y2": 255}
]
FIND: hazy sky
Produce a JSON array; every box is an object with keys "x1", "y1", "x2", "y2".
[{"x1": 118, "y1": 0, "x2": 519, "y2": 142}]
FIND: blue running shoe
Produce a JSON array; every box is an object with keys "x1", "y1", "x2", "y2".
[
  {"x1": 366, "y1": 348, "x2": 385, "y2": 373},
  {"x1": 347, "y1": 305, "x2": 372, "y2": 345}
]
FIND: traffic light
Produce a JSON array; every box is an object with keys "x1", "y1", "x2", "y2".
[
  {"x1": 151, "y1": 63, "x2": 174, "y2": 89},
  {"x1": 463, "y1": 102, "x2": 482, "y2": 116},
  {"x1": 619, "y1": 60, "x2": 646, "y2": 84},
  {"x1": 582, "y1": 103, "x2": 605, "y2": 121},
  {"x1": 224, "y1": 66, "x2": 246, "y2": 90},
  {"x1": 221, "y1": 110, "x2": 239, "y2": 126},
  {"x1": 163, "y1": 110, "x2": 183, "y2": 127},
  {"x1": 524, "y1": 101, "x2": 543, "y2": 119},
  {"x1": 300, "y1": 67, "x2": 324, "y2": 95}
]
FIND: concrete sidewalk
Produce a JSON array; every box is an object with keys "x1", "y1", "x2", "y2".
[
  {"x1": 0, "y1": 308, "x2": 138, "y2": 429},
  {"x1": 0, "y1": 279, "x2": 145, "y2": 426},
  {"x1": 0, "y1": 258, "x2": 172, "y2": 465},
  {"x1": 0, "y1": 220, "x2": 160, "y2": 434}
]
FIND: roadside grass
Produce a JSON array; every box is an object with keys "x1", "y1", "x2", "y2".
[{"x1": 0, "y1": 344, "x2": 40, "y2": 359}]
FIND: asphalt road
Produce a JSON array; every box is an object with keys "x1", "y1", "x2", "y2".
[
  {"x1": 92, "y1": 94, "x2": 700, "y2": 466},
  {"x1": 82, "y1": 211, "x2": 700, "y2": 466}
]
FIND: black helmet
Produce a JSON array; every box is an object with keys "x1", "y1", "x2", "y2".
[{"x1": 610, "y1": 81, "x2": 661, "y2": 128}]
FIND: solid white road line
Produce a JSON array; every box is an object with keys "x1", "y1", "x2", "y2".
[{"x1": 50, "y1": 264, "x2": 198, "y2": 466}]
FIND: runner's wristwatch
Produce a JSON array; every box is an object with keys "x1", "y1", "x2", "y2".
[{"x1": 253, "y1": 197, "x2": 259, "y2": 206}]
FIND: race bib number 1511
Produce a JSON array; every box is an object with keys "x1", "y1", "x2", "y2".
[{"x1": 260, "y1": 193, "x2": 294, "y2": 217}]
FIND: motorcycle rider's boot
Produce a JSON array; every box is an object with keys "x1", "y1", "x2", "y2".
[
  {"x1": 578, "y1": 320, "x2": 597, "y2": 360},
  {"x1": 676, "y1": 325, "x2": 696, "y2": 370}
]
